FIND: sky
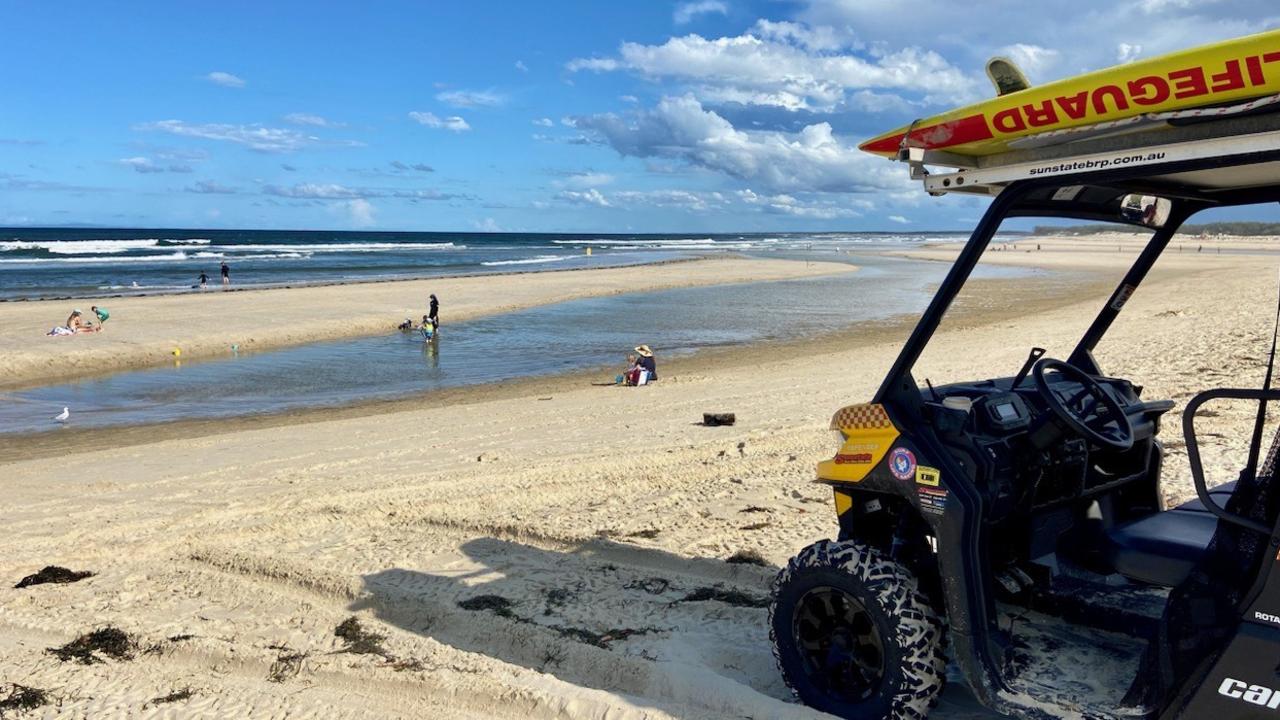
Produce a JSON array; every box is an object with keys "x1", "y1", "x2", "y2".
[{"x1": 3, "y1": 0, "x2": 1280, "y2": 233}]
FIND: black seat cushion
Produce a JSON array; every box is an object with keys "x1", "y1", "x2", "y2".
[{"x1": 1106, "y1": 509, "x2": 1219, "y2": 586}]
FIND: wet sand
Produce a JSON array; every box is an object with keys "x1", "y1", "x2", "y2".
[{"x1": 1, "y1": 239, "x2": 1276, "y2": 718}]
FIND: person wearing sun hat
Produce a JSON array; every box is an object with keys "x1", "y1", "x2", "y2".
[{"x1": 634, "y1": 344, "x2": 657, "y2": 383}]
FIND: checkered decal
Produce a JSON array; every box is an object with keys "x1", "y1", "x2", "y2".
[{"x1": 830, "y1": 403, "x2": 893, "y2": 430}]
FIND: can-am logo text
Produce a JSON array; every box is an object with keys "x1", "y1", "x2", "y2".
[{"x1": 1219, "y1": 677, "x2": 1280, "y2": 708}]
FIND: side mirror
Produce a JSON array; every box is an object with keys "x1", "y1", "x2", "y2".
[{"x1": 1120, "y1": 194, "x2": 1172, "y2": 228}]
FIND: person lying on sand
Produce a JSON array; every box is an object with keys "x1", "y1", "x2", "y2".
[{"x1": 62, "y1": 309, "x2": 98, "y2": 333}]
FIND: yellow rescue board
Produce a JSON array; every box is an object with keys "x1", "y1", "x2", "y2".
[{"x1": 859, "y1": 29, "x2": 1280, "y2": 158}]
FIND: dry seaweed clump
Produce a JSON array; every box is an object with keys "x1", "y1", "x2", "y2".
[
  {"x1": 14, "y1": 566, "x2": 94, "y2": 589},
  {"x1": 678, "y1": 586, "x2": 768, "y2": 608},
  {"x1": 457, "y1": 594, "x2": 517, "y2": 619},
  {"x1": 47, "y1": 627, "x2": 137, "y2": 664},
  {"x1": 0, "y1": 684, "x2": 49, "y2": 714},
  {"x1": 725, "y1": 549, "x2": 769, "y2": 566},
  {"x1": 334, "y1": 616, "x2": 389, "y2": 656},
  {"x1": 148, "y1": 687, "x2": 195, "y2": 707}
]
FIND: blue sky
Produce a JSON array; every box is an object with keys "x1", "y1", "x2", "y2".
[{"x1": 3, "y1": 0, "x2": 1279, "y2": 233}]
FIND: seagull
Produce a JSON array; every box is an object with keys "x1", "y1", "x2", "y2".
[{"x1": 54, "y1": 407, "x2": 69, "y2": 423}]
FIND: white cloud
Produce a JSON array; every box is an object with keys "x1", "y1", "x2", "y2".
[
  {"x1": 796, "y1": 0, "x2": 1278, "y2": 87},
  {"x1": 514, "y1": 60, "x2": 529, "y2": 73},
  {"x1": 118, "y1": 156, "x2": 193, "y2": 174},
  {"x1": 995, "y1": 44, "x2": 1060, "y2": 81},
  {"x1": 556, "y1": 172, "x2": 615, "y2": 189},
  {"x1": 186, "y1": 180, "x2": 238, "y2": 194},
  {"x1": 674, "y1": 0, "x2": 728, "y2": 24},
  {"x1": 474, "y1": 217, "x2": 504, "y2": 232},
  {"x1": 575, "y1": 94, "x2": 907, "y2": 194},
  {"x1": 284, "y1": 113, "x2": 344, "y2": 128},
  {"x1": 409, "y1": 111, "x2": 471, "y2": 132},
  {"x1": 436, "y1": 89, "x2": 505, "y2": 108},
  {"x1": 614, "y1": 189, "x2": 726, "y2": 211},
  {"x1": 207, "y1": 71, "x2": 245, "y2": 88},
  {"x1": 888, "y1": 215, "x2": 909, "y2": 224},
  {"x1": 557, "y1": 188, "x2": 611, "y2": 207},
  {"x1": 567, "y1": 22, "x2": 978, "y2": 111},
  {"x1": 1117, "y1": 42, "x2": 1144, "y2": 63},
  {"x1": 620, "y1": 95, "x2": 639, "y2": 103},
  {"x1": 737, "y1": 189, "x2": 862, "y2": 219},
  {"x1": 137, "y1": 120, "x2": 328, "y2": 153},
  {"x1": 533, "y1": 117, "x2": 554, "y2": 127},
  {"x1": 345, "y1": 198, "x2": 376, "y2": 227},
  {"x1": 263, "y1": 183, "x2": 461, "y2": 201}
]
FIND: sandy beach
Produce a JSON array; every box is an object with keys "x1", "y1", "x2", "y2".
[
  {"x1": 2, "y1": 239, "x2": 1277, "y2": 718},
  {"x1": 0, "y1": 256, "x2": 856, "y2": 391}
]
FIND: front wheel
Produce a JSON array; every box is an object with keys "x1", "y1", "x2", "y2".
[{"x1": 770, "y1": 539, "x2": 946, "y2": 719}]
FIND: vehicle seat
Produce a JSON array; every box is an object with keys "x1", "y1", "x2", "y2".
[{"x1": 1104, "y1": 482, "x2": 1236, "y2": 586}]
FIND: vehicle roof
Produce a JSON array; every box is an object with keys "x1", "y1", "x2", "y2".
[{"x1": 901, "y1": 110, "x2": 1280, "y2": 226}]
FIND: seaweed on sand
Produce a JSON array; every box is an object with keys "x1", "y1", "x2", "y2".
[
  {"x1": 14, "y1": 566, "x2": 94, "y2": 589},
  {"x1": 0, "y1": 684, "x2": 49, "y2": 714},
  {"x1": 457, "y1": 594, "x2": 518, "y2": 619},
  {"x1": 47, "y1": 627, "x2": 136, "y2": 664},
  {"x1": 677, "y1": 586, "x2": 768, "y2": 609},
  {"x1": 334, "y1": 616, "x2": 389, "y2": 656},
  {"x1": 267, "y1": 647, "x2": 308, "y2": 683},
  {"x1": 725, "y1": 549, "x2": 769, "y2": 566},
  {"x1": 148, "y1": 687, "x2": 195, "y2": 706}
]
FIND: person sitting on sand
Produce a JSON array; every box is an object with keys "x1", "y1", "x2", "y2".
[
  {"x1": 635, "y1": 345, "x2": 657, "y2": 383},
  {"x1": 65, "y1": 309, "x2": 97, "y2": 333},
  {"x1": 618, "y1": 354, "x2": 639, "y2": 385},
  {"x1": 91, "y1": 306, "x2": 109, "y2": 328}
]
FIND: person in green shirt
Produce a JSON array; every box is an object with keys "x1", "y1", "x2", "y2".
[{"x1": 91, "y1": 306, "x2": 109, "y2": 327}]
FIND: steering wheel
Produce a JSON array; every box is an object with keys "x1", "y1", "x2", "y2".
[{"x1": 1031, "y1": 358, "x2": 1134, "y2": 451}]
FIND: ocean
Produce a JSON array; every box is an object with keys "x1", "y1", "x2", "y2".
[{"x1": 0, "y1": 227, "x2": 974, "y2": 301}]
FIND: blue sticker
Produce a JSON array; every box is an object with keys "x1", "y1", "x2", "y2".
[{"x1": 889, "y1": 447, "x2": 916, "y2": 480}]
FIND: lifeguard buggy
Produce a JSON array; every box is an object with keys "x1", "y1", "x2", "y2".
[{"x1": 769, "y1": 83, "x2": 1280, "y2": 718}]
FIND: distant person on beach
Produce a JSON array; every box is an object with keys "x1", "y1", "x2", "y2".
[
  {"x1": 91, "y1": 306, "x2": 109, "y2": 328},
  {"x1": 63, "y1": 309, "x2": 97, "y2": 333},
  {"x1": 634, "y1": 345, "x2": 657, "y2": 384},
  {"x1": 421, "y1": 317, "x2": 436, "y2": 340},
  {"x1": 619, "y1": 354, "x2": 639, "y2": 385},
  {"x1": 198, "y1": 271, "x2": 209, "y2": 289},
  {"x1": 397, "y1": 318, "x2": 414, "y2": 331},
  {"x1": 428, "y1": 294, "x2": 439, "y2": 327},
  {"x1": 221, "y1": 262, "x2": 230, "y2": 287}
]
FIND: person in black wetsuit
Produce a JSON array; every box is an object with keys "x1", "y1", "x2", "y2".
[
  {"x1": 428, "y1": 294, "x2": 439, "y2": 327},
  {"x1": 635, "y1": 345, "x2": 657, "y2": 382},
  {"x1": 220, "y1": 262, "x2": 230, "y2": 287},
  {"x1": 198, "y1": 272, "x2": 209, "y2": 289}
]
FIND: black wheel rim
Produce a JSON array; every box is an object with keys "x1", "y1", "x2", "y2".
[{"x1": 792, "y1": 586, "x2": 885, "y2": 703}]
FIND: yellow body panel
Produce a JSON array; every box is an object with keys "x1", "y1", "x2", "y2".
[
  {"x1": 860, "y1": 29, "x2": 1280, "y2": 157},
  {"x1": 817, "y1": 403, "x2": 900, "y2": 483}
]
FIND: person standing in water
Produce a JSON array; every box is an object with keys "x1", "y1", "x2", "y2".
[
  {"x1": 221, "y1": 261, "x2": 230, "y2": 288},
  {"x1": 428, "y1": 294, "x2": 439, "y2": 327},
  {"x1": 198, "y1": 271, "x2": 209, "y2": 289}
]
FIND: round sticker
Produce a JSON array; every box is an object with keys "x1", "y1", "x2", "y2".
[{"x1": 889, "y1": 447, "x2": 916, "y2": 480}]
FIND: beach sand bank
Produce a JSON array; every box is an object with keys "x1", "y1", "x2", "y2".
[
  {"x1": 1, "y1": 243, "x2": 1276, "y2": 718},
  {"x1": 0, "y1": 256, "x2": 855, "y2": 391}
]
